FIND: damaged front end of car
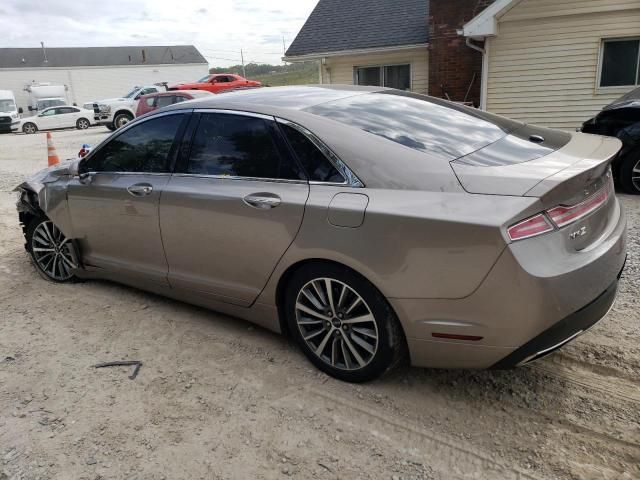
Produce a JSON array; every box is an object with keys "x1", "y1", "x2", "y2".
[{"x1": 14, "y1": 161, "x2": 82, "y2": 267}]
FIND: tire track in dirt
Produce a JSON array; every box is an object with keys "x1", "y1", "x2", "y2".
[
  {"x1": 529, "y1": 362, "x2": 640, "y2": 406},
  {"x1": 305, "y1": 385, "x2": 544, "y2": 480}
]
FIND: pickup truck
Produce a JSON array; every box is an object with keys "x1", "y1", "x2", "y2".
[
  {"x1": 84, "y1": 85, "x2": 164, "y2": 130},
  {"x1": 168, "y1": 74, "x2": 261, "y2": 94}
]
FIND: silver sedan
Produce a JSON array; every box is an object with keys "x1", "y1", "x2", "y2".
[{"x1": 15, "y1": 86, "x2": 627, "y2": 382}]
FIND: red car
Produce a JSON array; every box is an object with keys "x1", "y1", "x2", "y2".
[
  {"x1": 168, "y1": 74, "x2": 261, "y2": 94},
  {"x1": 136, "y1": 90, "x2": 213, "y2": 117}
]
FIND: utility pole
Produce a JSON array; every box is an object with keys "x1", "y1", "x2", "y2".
[{"x1": 240, "y1": 49, "x2": 246, "y2": 77}]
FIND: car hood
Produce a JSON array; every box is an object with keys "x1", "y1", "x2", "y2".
[
  {"x1": 90, "y1": 97, "x2": 130, "y2": 105},
  {"x1": 14, "y1": 161, "x2": 75, "y2": 192}
]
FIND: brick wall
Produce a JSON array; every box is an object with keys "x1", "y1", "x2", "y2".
[{"x1": 428, "y1": 0, "x2": 495, "y2": 107}]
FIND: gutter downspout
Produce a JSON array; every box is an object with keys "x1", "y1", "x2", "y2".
[{"x1": 461, "y1": 35, "x2": 489, "y2": 110}]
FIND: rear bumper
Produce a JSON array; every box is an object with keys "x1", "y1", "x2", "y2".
[{"x1": 491, "y1": 262, "x2": 623, "y2": 369}]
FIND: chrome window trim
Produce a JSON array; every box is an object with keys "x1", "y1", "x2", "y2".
[
  {"x1": 275, "y1": 117, "x2": 364, "y2": 188},
  {"x1": 83, "y1": 172, "x2": 173, "y2": 177},
  {"x1": 192, "y1": 108, "x2": 274, "y2": 121},
  {"x1": 171, "y1": 173, "x2": 308, "y2": 185},
  {"x1": 80, "y1": 109, "x2": 191, "y2": 175}
]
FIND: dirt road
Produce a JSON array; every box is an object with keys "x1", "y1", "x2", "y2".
[{"x1": 1, "y1": 129, "x2": 639, "y2": 480}]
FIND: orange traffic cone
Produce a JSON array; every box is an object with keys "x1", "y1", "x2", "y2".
[{"x1": 46, "y1": 132, "x2": 60, "y2": 167}]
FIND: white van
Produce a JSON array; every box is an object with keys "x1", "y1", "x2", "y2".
[{"x1": 0, "y1": 90, "x2": 21, "y2": 133}]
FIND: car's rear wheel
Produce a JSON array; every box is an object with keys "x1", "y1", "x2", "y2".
[
  {"x1": 22, "y1": 122, "x2": 37, "y2": 134},
  {"x1": 106, "y1": 124, "x2": 116, "y2": 131},
  {"x1": 113, "y1": 112, "x2": 133, "y2": 129},
  {"x1": 619, "y1": 147, "x2": 640, "y2": 195},
  {"x1": 285, "y1": 263, "x2": 405, "y2": 383},
  {"x1": 76, "y1": 118, "x2": 90, "y2": 130},
  {"x1": 26, "y1": 216, "x2": 77, "y2": 283}
]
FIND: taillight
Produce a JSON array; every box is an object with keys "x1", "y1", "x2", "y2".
[
  {"x1": 508, "y1": 214, "x2": 554, "y2": 241},
  {"x1": 507, "y1": 182, "x2": 611, "y2": 242},
  {"x1": 547, "y1": 183, "x2": 611, "y2": 228}
]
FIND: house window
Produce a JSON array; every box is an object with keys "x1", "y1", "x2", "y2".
[
  {"x1": 355, "y1": 64, "x2": 411, "y2": 90},
  {"x1": 600, "y1": 38, "x2": 640, "y2": 87}
]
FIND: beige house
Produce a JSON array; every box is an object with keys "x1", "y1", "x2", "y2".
[
  {"x1": 283, "y1": 0, "x2": 430, "y2": 95},
  {"x1": 463, "y1": 0, "x2": 640, "y2": 129}
]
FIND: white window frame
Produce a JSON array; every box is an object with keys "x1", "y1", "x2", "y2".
[
  {"x1": 597, "y1": 37, "x2": 640, "y2": 90},
  {"x1": 353, "y1": 63, "x2": 413, "y2": 90}
]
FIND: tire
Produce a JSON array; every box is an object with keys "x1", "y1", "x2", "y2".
[
  {"x1": 76, "y1": 118, "x2": 90, "y2": 130},
  {"x1": 22, "y1": 122, "x2": 37, "y2": 134},
  {"x1": 106, "y1": 124, "x2": 117, "y2": 131},
  {"x1": 26, "y1": 215, "x2": 77, "y2": 283},
  {"x1": 618, "y1": 147, "x2": 640, "y2": 195},
  {"x1": 284, "y1": 263, "x2": 405, "y2": 383},
  {"x1": 113, "y1": 112, "x2": 133, "y2": 129}
]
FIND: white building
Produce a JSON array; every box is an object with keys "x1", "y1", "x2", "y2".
[{"x1": 0, "y1": 45, "x2": 209, "y2": 111}]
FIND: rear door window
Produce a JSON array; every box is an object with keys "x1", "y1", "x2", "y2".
[
  {"x1": 186, "y1": 113, "x2": 303, "y2": 180},
  {"x1": 307, "y1": 91, "x2": 525, "y2": 159},
  {"x1": 280, "y1": 123, "x2": 344, "y2": 183}
]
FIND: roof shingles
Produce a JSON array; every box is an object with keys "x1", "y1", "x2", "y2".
[
  {"x1": 0, "y1": 45, "x2": 206, "y2": 69},
  {"x1": 286, "y1": 0, "x2": 429, "y2": 57}
]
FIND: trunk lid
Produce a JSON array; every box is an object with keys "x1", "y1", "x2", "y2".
[
  {"x1": 451, "y1": 131, "x2": 621, "y2": 203},
  {"x1": 452, "y1": 131, "x2": 622, "y2": 251}
]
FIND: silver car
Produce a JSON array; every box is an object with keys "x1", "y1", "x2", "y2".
[{"x1": 15, "y1": 86, "x2": 627, "y2": 382}]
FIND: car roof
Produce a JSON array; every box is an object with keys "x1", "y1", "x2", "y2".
[{"x1": 162, "y1": 84, "x2": 387, "y2": 112}]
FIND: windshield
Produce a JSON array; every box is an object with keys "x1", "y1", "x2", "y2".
[
  {"x1": 307, "y1": 91, "x2": 524, "y2": 160},
  {"x1": 197, "y1": 75, "x2": 212, "y2": 83},
  {"x1": 0, "y1": 99, "x2": 16, "y2": 112},
  {"x1": 123, "y1": 86, "x2": 141, "y2": 99}
]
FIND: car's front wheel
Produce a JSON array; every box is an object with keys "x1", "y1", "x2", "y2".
[
  {"x1": 113, "y1": 112, "x2": 133, "y2": 129},
  {"x1": 22, "y1": 122, "x2": 37, "y2": 134},
  {"x1": 76, "y1": 118, "x2": 90, "y2": 130},
  {"x1": 106, "y1": 124, "x2": 117, "y2": 131},
  {"x1": 285, "y1": 263, "x2": 405, "y2": 383},
  {"x1": 26, "y1": 216, "x2": 77, "y2": 282},
  {"x1": 619, "y1": 147, "x2": 640, "y2": 195}
]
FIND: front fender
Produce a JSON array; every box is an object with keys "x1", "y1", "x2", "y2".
[{"x1": 15, "y1": 163, "x2": 75, "y2": 237}]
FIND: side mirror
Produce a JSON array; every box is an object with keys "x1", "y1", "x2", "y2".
[
  {"x1": 78, "y1": 172, "x2": 94, "y2": 185},
  {"x1": 18, "y1": 107, "x2": 23, "y2": 114},
  {"x1": 28, "y1": 106, "x2": 33, "y2": 111}
]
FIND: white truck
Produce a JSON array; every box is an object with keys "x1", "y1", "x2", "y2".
[
  {"x1": 25, "y1": 83, "x2": 68, "y2": 113},
  {"x1": 0, "y1": 90, "x2": 21, "y2": 133},
  {"x1": 84, "y1": 85, "x2": 164, "y2": 131}
]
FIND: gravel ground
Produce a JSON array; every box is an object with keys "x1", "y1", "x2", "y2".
[{"x1": 0, "y1": 128, "x2": 639, "y2": 480}]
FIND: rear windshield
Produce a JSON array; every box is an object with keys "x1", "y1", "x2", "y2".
[{"x1": 306, "y1": 91, "x2": 524, "y2": 159}]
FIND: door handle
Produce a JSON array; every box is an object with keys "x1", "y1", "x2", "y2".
[
  {"x1": 127, "y1": 183, "x2": 153, "y2": 197},
  {"x1": 243, "y1": 194, "x2": 281, "y2": 209}
]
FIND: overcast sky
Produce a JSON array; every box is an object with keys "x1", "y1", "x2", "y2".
[{"x1": 0, "y1": 0, "x2": 319, "y2": 66}]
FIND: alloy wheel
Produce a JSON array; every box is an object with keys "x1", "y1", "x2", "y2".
[
  {"x1": 78, "y1": 119, "x2": 89, "y2": 129},
  {"x1": 632, "y1": 158, "x2": 640, "y2": 192},
  {"x1": 295, "y1": 277, "x2": 379, "y2": 371},
  {"x1": 31, "y1": 221, "x2": 76, "y2": 281},
  {"x1": 115, "y1": 115, "x2": 130, "y2": 128},
  {"x1": 23, "y1": 123, "x2": 36, "y2": 134}
]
